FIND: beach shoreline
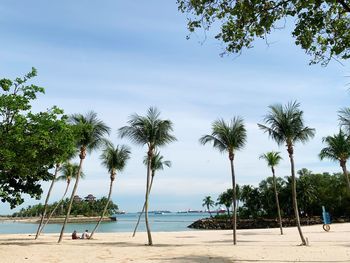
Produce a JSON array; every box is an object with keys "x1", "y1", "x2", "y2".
[
  {"x1": 0, "y1": 223, "x2": 349, "y2": 262},
  {"x1": 0, "y1": 215, "x2": 115, "y2": 224}
]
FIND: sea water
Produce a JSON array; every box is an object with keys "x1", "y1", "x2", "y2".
[{"x1": 0, "y1": 212, "x2": 210, "y2": 234}]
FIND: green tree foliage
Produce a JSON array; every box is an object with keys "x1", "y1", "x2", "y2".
[
  {"x1": 319, "y1": 129, "x2": 350, "y2": 191},
  {"x1": 217, "y1": 188, "x2": 233, "y2": 216},
  {"x1": 12, "y1": 197, "x2": 118, "y2": 217},
  {"x1": 217, "y1": 170, "x2": 350, "y2": 219},
  {"x1": 178, "y1": 0, "x2": 350, "y2": 65},
  {"x1": 0, "y1": 68, "x2": 76, "y2": 208},
  {"x1": 202, "y1": 196, "x2": 215, "y2": 217}
]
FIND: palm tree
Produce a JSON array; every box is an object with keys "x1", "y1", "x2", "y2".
[
  {"x1": 258, "y1": 101, "x2": 315, "y2": 246},
  {"x1": 35, "y1": 126, "x2": 77, "y2": 240},
  {"x1": 259, "y1": 151, "x2": 284, "y2": 235},
  {"x1": 217, "y1": 189, "x2": 233, "y2": 216},
  {"x1": 132, "y1": 151, "x2": 171, "y2": 237},
  {"x1": 199, "y1": 117, "x2": 247, "y2": 245},
  {"x1": 34, "y1": 163, "x2": 61, "y2": 239},
  {"x1": 58, "y1": 111, "x2": 110, "y2": 243},
  {"x1": 89, "y1": 142, "x2": 131, "y2": 239},
  {"x1": 319, "y1": 129, "x2": 350, "y2": 191},
  {"x1": 202, "y1": 196, "x2": 215, "y2": 217},
  {"x1": 118, "y1": 107, "x2": 176, "y2": 245},
  {"x1": 39, "y1": 163, "x2": 83, "y2": 233}
]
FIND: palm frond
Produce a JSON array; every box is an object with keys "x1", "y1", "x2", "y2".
[
  {"x1": 100, "y1": 143, "x2": 131, "y2": 173},
  {"x1": 319, "y1": 129, "x2": 350, "y2": 162},
  {"x1": 118, "y1": 107, "x2": 176, "y2": 149},
  {"x1": 258, "y1": 101, "x2": 315, "y2": 146},
  {"x1": 70, "y1": 111, "x2": 110, "y2": 152},
  {"x1": 201, "y1": 117, "x2": 247, "y2": 154},
  {"x1": 143, "y1": 151, "x2": 172, "y2": 172},
  {"x1": 259, "y1": 151, "x2": 282, "y2": 167},
  {"x1": 57, "y1": 162, "x2": 84, "y2": 181}
]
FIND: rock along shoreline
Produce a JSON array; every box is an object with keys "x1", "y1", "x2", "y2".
[{"x1": 188, "y1": 216, "x2": 350, "y2": 230}]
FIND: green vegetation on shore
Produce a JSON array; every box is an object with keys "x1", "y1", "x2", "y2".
[
  {"x1": 213, "y1": 169, "x2": 350, "y2": 220},
  {"x1": 11, "y1": 197, "x2": 118, "y2": 218}
]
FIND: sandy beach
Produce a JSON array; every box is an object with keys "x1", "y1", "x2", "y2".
[{"x1": 0, "y1": 223, "x2": 349, "y2": 263}]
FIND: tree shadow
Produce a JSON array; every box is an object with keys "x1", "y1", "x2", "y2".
[
  {"x1": 153, "y1": 255, "x2": 233, "y2": 262},
  {"x1": 231, "y1": 260, "x2": 350, "y2": 263},
  {"x1": 0, "y1": 241, "x2": 50, "y2": 246},
  {"x1": 77, "y1": 241, "x2": 194, "y2": 248},
  {"x1": 0, "y1": 237, "x2": 34, "y2": 241}
]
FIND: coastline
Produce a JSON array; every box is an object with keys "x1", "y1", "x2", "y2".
[
  {"x1": 0, "y1": 216, "x2": 115, "y2": 224},
  {"x1": 0, "y1": 223, "x2": 349, "y2": 262}
]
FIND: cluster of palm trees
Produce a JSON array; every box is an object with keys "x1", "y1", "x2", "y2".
[
  {"x1": 34, "y1": 101, "x2": 350, "y2": 247},
  {"x1": 35, "y1": 107, "x2": 176, "y2": 246},
  {"x1": 201, "y1": 101, "x2": 350, "y2": 246},
  {"x1": 200, "y1": 101, "x2": 315, "y2": 245}
]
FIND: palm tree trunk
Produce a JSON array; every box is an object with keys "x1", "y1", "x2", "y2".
[
  {"x1": 35, "y1": 164, "x2": 59, "y2": 239},
  {"x1": 340, "y1": 161, "x2": 350, "y2": 192},
  {"x1": 58, "y1": 152, "x2": 85, "y2": 243},
  {"x1": 272, "y1": 167, "x2": 283, "y2": 235},
  {"x1": 145, "y1": 150, "x2": 153, "y2": 245},
  {"x1": 229, "y1": 156, "x2": 237, "y2": 245},
  {"x1": 132, "y1": 173, "x2": 154, "y2": 237},
  {"x1": 39, "y1": 181, "x2": 70, "y2": 234},
  {"x1": 89, "y1": 175, "x2": 115, "y2": 239},
  {"x1": 207, "y1": 205, "x2": 212, "y2": 218},
  {"x1": 288, "y1": 148, "x2": 307, "y2": 245}
]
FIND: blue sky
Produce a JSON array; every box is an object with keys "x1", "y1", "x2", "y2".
[{"x1": 1, "y1": 1, "x2": 349, "y2": 214}]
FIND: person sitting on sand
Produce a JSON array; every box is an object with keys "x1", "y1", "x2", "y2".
[
  {"x1": 81, "y1": 229, "x2": 90, "y2": 239},
  {"x1": 72, "y1": 230, "x2": 79, "y2": 240}
]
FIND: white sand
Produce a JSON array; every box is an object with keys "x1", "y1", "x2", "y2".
[{"x1": 1, "y1": 223, "x2": 349, "y2": 262}]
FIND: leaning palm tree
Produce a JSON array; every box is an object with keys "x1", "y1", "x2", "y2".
[
  {"x1": 202, "y1": 196, "x2": 215, "y2": 218},
  {"x1": 258, "y1": 101, "x2": 315, "y2": 246},
  {"x1": 39, "y1": 163, "x2": 84, "y2": 234},
  {"x1": 132, "y1": 152, "x2": 171, "y2": 237},
  {"x1": 319, "y1": 129, "x2": 350, "y2": 191},
  {"x1": 34, "y1": 163, "x2": 61, "y2": 239},
  {"x1": 35, "y1": 128, "x2": 77, "y2": 239},
  {"x1": 259, "y1": 151, "x2": 284, "y2": 235},
  {"x1": 119, "y1": 107, "x2": 176, "y2": 246},
  {"x1": 89, "y1": 142, "x2": 131, "y2": 239},
  {"x1": 200, "y1": 117, "x2": 247, "y2": 245},
  {"x1": 58, "y1": 111, "x2": 110, "y2": 243}
]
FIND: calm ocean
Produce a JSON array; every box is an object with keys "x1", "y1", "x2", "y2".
[{"x1": 0, "y1": 213, "x2": 210, "y2": 234}]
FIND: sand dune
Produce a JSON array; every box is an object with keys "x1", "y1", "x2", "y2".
[{"x1": 0, "y1": 223, "x2": 349, "y2": 262}]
